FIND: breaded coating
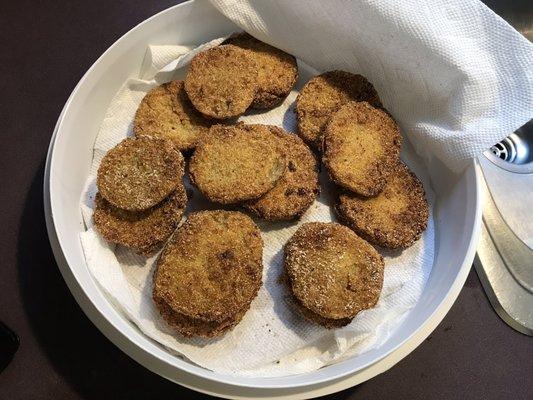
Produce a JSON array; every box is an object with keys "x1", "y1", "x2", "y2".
[
  {"x1": 185, "y1": 45, "x2": 258, "y2": 119},
  {"x1": 336, "y1": 162, "x2": 429, "y2": 249},
  {"x1": 152, "y1": 295, "x2": 249, "y2": 338},
  {"x1": 133, "y1": 80, "x2": 213, "y2": 151},
  {"x1": 292, "y1": 295, "x2": 352, "y2": 329},
  {"x1": 93, "y1": 184, "x2": 187, "y2": 256},
  {"x1": 223, "y1": 32, "x2": 298, "y2": 109},
  {"x1": 285, "y1": 222, "x2": 384, "y2": 324},
  {"x1": 323, "y1": 101, "x2": 402, "y2": 197},
  {"x1": 153, "y1": 211, "x2": 263, "y2": 334},
  {"x1": 296, "y1": 71, "x2": 382, "y2": 147},
  {"x1": 189, "y1": 124, "x2": 287, "y2": 204},
  {"x1": 245, "y1": 126, "x2": 319, "y2": 220},
  {"x1": 97, "y1": 137, "x2": 184, "y2": 211}
]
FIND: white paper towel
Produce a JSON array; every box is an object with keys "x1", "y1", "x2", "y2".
[
  {"x1": 79, "y1": 37, "x2": 436, "y2": 376},
  {"x1": 209, "y1": 0, "x2": 533, "y2": 173}
]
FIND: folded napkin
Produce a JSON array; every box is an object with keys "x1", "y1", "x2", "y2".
[{"x1": 209, "y1": 0, "x2": 533, "y2": 172}]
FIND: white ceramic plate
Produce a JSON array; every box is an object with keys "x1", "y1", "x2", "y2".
[{"x1": 44, "y1": 1, "x2": 482, "y2": 398}]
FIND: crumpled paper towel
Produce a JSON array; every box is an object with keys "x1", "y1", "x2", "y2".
[
  {"x1": 79, "y1": 37, "x2": 435, "y2": 376},
  {"x1": 209, "y1": 0, "x2": 533, "y2": 173}
]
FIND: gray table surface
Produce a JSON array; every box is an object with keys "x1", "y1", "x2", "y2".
[{"x1": 0, "y1": 1, "x2": 531, "y2": 399}]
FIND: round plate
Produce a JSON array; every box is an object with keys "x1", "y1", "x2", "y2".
[{"x1": 44, "y1": 1, "x2": 482, "y2": 398}]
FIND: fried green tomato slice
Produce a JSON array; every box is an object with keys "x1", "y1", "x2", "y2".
[
  {"x1": 245, "y1": 126, "x2": 319, "y2": 220},
  {"x1": 323, "y1": 101, "x2": 402, "y2": 197},
  {"x1": 153, "y1": 210, "x2": 263, "y2": 334},
  {"x1": 292, "y1": 295, "x2": 353, "y2": 329},
  {"x1": 185, "y1": 44, "x2": 259, "y2": 119},
  {"x1": 223, "y1": 32, "x2": 298, "y2": 109},
  {"x1": 296, "y1": 70, "x2": 382, "y2": 147},
  {"x1": 133, "y1": 80, "x2": 213, "y2": 151},
  {"x1": 97, "y1": 136, "x2": 184, "y2": 211},
  {"x1": 336, "y1": 162, "x2": 429, "y2": 249},
  {"x1": 93, "y1": 183, "x2": 187, "y2": 256},
  {"x1": 285, "y1": 222, "x2": 384, "y2": 323},
  {"x1": 189, "y1": 124, "x2": 287, "y2": 204},
  {"x1": 152, "y1": 295, "x2": 249, "y2": 338}
]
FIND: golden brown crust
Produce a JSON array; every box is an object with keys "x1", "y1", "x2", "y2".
[
  {"x1": 153, "y1": 210, "x2": 263, "y2": 326},
  {"x1": 223, "y1": 32, "x2": 298, "y2": 109},
  {"x1": 292, "y1": 295, "x2": 352, "y2": 329},
  {"x1": 184, "y1": 45, "x2": 258, "y2": 119},
  {"x1": 285, "y1": 222, "x2": 384, "y2": 320},
  {"x1": 133, "y1": 80, "x2": 213, "y2": 151},
  {"x1": 153, "y1": 292, "x2": 249, "y2": 338},
  {"x1": 93, "y1": 184, "x2": 187, "y2": 256},
  {"x1": 245, "y1": 126, "x2": 319, "y2": 220},
  {"x1": 323, "y1": 101, "x2": 402, "y2": 197},
  {"x1": 189, "y1": 124, "x2": 287, "y2": 204},
  {"x1": 296, "y1": 71, "x2": 382, "y2": 147},
  {"x1": 336, "y1": 162, "x2": 429, "y2": 249},
  {"x1": 97, "y1": 137, "x2": 184, "y2": 211}
]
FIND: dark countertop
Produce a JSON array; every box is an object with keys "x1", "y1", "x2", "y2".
[{"x1": 0, "y1": 1, "x2": 531, "y2": 399}]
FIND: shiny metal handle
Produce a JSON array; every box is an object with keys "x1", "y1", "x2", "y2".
[{"x1": 480, "y1": 172, "x2": 533, "y2": 293}]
